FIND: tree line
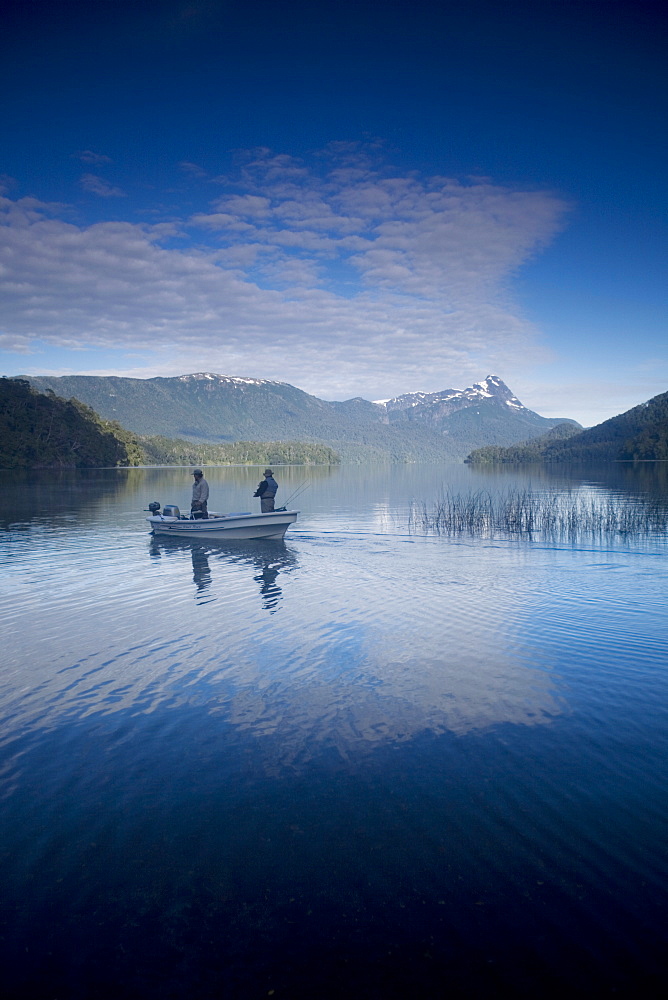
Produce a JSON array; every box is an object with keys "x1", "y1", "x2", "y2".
[
  {"x1": 0, "y1": 379, "x2": 340, "y2": 469},
  {"x1": 139, "y1": 436, "x2": 340, "y2": 466}
]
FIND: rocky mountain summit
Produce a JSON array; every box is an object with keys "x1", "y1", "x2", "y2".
[
  {"x1": 379, "y1": 375, "x2": 522, "y2": 413},
  {"x1": 376, "y1": 376, "x2": 528, "y2": 429}
]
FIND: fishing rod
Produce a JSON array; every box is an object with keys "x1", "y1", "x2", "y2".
[{"x1": 277, "y1": 481, "x2": 310, "y2": 510}]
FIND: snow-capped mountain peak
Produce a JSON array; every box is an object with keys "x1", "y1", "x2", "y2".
[{"x1": 376, "y1": 375, "x2": 526, "y2": 415}]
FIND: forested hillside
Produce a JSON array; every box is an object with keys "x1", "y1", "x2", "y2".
[
  {"x1": 0, "y1": 378, "x2": 143, "y2": 469},
  {"x1": 0, "y1": 378, "x2": 340, "y2": 470},
  {"x1": 466, "y1": 391, "x2": 668, "y2": 463},
  {"x1": 619, "y1": 395, "x2": 668, "y2": 460},
  {"x1": 465, "y1": 422, "x2": 582, "y2": 463}
]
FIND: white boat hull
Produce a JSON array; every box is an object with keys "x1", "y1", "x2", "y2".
[{"x1": 147, "y1": 510, "x2": 298, "y2": 540}]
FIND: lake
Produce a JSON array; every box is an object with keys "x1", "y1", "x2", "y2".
[{"x1": 1, "y1": 462, "x2": 667, "y2": 998}]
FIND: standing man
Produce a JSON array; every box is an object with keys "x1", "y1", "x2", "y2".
[
  {"x1": 191, "y1": 468, "x2": 209, "y2": 518},
  {"x1": 254, "y1": 468, "x2": 278, "y2": 512}
]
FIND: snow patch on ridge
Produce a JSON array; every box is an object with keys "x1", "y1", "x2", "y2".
[{"x1": 178, "y1": 372, "x2": 287, "y2": 387}]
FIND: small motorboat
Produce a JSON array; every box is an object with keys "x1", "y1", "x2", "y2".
[{"x1": 145, "y1": 502, "x2": 298, "y2": 540}]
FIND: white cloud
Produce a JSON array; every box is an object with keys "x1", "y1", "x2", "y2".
[
  {"x1": 0, "y1": 174, "x2": 17, "y2": 195},
  {"x1": 80, "y1": 173, "x2": 126, "y2": 198},
  {"x1": 178, "y1": 160, "x2": 208, "y2": 178},
  {"x1": 75, "y1": 150, "x2": 113, "y2": 165},
  {"x1": 212, "y1": 194, "x2": 272, "y2": 217},
  {"x1": 0, "y1": 150, "x2": 572, "y2": 399},
  {"x1": 190, "y1": 212, "x2": 255, "y2": 233}
]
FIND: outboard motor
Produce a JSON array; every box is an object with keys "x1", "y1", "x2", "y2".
[
  {"x1": 146, "y1": 501, "x2": 161, "y2": 515},
  {"x1": 163, "y1": 505, "x2": 181, "y2": 518}
]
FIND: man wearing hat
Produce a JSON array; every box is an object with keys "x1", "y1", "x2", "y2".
[
  {"x1": 191, "y1": 468, "x2": 209, "y2": 518},
  {"x1": 254, "y1": 469, "x2": 278, "y2": 512}
]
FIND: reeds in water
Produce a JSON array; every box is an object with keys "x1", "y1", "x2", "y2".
[{"x1": 409, "y1": 488, "x2": 668, "y2": 539}]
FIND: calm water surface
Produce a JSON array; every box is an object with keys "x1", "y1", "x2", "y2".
[{"x1": 1, "y1": 463, "x2": 667, "y2": 997}]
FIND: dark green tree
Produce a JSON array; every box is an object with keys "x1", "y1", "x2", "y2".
[{"x1": 0, "y1": 378, "x2": 143, "y2": 468}]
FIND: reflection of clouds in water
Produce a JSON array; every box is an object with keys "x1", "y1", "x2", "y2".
[
  {"x1": 217, "y1": 640, "x2": 562, "y2": 772},
  {"x1": 3, "y1": 465, "x2": 664, "y2": 788},
  {"x1": 5, "y1": 529, "x2": 565, "y2": 773},
  {"x1": 187, "y1": 537, "x2": 565, "y2": 767}
]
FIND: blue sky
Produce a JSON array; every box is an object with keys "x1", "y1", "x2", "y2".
[{"x1": 1, "y1": 0, "x2": 665, "y2": 426}]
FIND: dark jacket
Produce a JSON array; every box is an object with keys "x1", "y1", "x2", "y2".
[{"x1": 254, "y1": 475, "x2": 277, "y2": 498}]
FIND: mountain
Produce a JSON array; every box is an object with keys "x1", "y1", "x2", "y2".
[
  {"x1": 0, "y1": 377, "x2": 143, "y2": 468},
  {"x1": 372, "y1": 375, "x2": 578, "y2": 445},
  {"x1": 377, "y1": 375, "x2": 525, "y2": 425},
  {"x1": 22, "y1": 372, "x2": 577, "y2": 463},
  {"x1": 465, "y1": 422, "x2": 583, "y2": 464},
  {"x1": 466, "y1": 390, "x2": 668, "y2": 463}
]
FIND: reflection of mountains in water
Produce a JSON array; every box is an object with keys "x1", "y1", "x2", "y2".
[
  {"x1": 473, "y1": 459, "x2": 668, "y2": 499},
  {"x1": 149, "y1": 536, "x2": 299, "y2": 611},
  {"x1": 0, "y1": 467, "x2": 147, "y2": 528}
]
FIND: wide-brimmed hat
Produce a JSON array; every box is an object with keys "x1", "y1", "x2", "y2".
[
  {"x1": 264, "y1": 468, "x2": 273, "y2": 475},
  {"x1": 193, "y1": 468, "x2": 203, "y2": 476}
]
